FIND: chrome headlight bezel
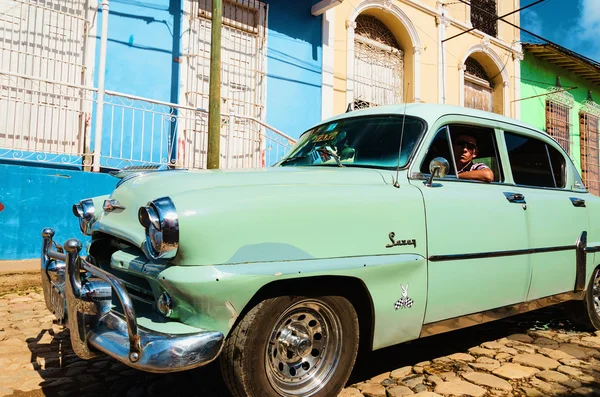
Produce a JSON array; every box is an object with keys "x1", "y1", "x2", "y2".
[
  {"x1": 138, "y1": 197, "x2": 179, "y2": 259},
  {"x1": 72, "y1": 199, "x2": 96, "y2": 235}
]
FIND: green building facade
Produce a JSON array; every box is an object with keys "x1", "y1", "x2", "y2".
[{"x1": 520, "y1": 44, "x2": 600, "y2": 195}]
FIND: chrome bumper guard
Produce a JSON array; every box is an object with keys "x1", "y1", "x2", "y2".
[{"x1": 40, "y1": 228, "x2": 224, "y2": 373}]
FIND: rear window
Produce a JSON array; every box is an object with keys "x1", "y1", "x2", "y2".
[{"x1": 504, "y1": 132, "x2": 566, "y2": 188}]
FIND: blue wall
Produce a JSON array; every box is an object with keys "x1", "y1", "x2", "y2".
[
  {"x1": 90, "y1": 0, "x2": 322, "y2": 165},
  {"x1": 0, "y1": 164, "x2": 115, "y2": 260},
  {"x1": 92, "y1": 0, "x2": 182, "y2": 168},
  {"x1": 265, "y1": 0, "x2": 323, "y2": 139}
]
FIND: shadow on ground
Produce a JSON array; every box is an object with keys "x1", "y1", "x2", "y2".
[{"x1": 23, "y1": 302, "x2": 582, "y2": 397}]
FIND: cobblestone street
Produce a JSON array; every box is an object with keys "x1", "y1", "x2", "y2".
[{"x1": 3, "y1": 287, "x2": 600, "y2": 397}]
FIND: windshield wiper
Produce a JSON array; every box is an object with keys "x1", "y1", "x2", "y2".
[
  {"x1": 279, "y1": 155, "x2": 307, "y2": 165},
  {"x1": 316, "y1": 147, "x2": 344, "y2": 167}
]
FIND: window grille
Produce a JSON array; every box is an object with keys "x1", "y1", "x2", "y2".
[
  {"x1": 545, "y1": 100, "x2": 571, "y2": 154},
  {"x1": 580, "y1": 113, "x2": 600, "y2": 195},
  {"x1": 353, "y1": 15, "x2": 403, "y2": 110},
  {"x1": 470, "y1": 0, "x2": 497, "y2": 37},
  {"x1": 464, "y1": 58, "x2": 492, "y2": 112}
]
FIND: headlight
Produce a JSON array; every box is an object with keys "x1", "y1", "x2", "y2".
[
  {"x1": 138, "y1": 197, "x2": 179, "y2": 259},
  {"x1": 72, "y1": 199, "x2": 95, "y2": 235}
]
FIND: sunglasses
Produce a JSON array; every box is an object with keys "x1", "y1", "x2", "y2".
[{"x1": 454, "y1": 140, "x2": 477, "y2": 151}]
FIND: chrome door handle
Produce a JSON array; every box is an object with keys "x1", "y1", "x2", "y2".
[
  {"x1": 570, "y1": 197, "x2": 586, "y2": 207},
  {"x1": 504, "y1": 192, "x2": 526, "y2": 204}
]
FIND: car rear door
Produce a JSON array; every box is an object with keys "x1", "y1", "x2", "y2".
[{"x1": 502, "y1": 131, "x2": 590, "y2": 300}]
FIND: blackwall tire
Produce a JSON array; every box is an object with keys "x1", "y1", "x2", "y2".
[
  {"x1": 581, "y1": 267, "x2": 600, "y2": 331},
  {"x1": 220, "y1": 295, "x2": 359, "y2": 397}
]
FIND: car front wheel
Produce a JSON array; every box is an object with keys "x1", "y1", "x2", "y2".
[{"x1": 220, "y1": 295, "x2": 359, "y2": 397}]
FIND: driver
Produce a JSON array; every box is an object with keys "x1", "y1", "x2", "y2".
[{"x1": 452, "y1": 134, "x2": 494, "y2": 183}]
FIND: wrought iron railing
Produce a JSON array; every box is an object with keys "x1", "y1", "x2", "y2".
[{"x1": 0, "y1": 70, "x2": 295, "y2": 170}]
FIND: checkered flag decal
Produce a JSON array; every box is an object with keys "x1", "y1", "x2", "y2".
[
  {"x1": 394, "y1": 297, "x2": 414, "y2": 310},
  {"x1": 394, "y1": 283, "x2": 413, "y2": 310}
]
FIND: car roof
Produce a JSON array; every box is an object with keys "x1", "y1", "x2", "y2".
[{"x1": 321, "y1": 103, "x2": 541, "y2": 135}]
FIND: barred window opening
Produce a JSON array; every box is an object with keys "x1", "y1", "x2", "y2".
[
  {"x1": 545, "y1": 100, "x2": 571, "y2": 155},
  {"x1": 470, "y1": 0, "x2": 497, "y2": 37},
  {"x1": 464, "y1": 57, "x2": 493, "y2": 112},
  {"x1": 353, "y1": 14, "x2": 404, "y2": 110},
  {"x1": 580, "y1": 113, "x2": 600, "y2": 195}
]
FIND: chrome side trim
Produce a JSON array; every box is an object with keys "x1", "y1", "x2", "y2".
[
  {"x1": 584, "y1": 246, "x2": 600, "y2": 253},
  {"x1": 429, "y1": 245, "x2": 576, "y2": 262},
  {"x1": 576, "y1": 231, "x2": 587, "y2": 291},
  {"x1": 420, "y1": 291, "x2": 584, "y2": 338}
]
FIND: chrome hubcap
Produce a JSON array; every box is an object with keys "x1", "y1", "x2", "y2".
[
  {"x1": 593, "y1": 270, "x2": 600, "y2": 316},
  {"x1": 266, "y1": 300, "x2": 342, "y2": 396}
]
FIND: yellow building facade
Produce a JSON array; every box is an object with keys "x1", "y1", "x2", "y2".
[{"x1": 315, "y1": 0, "x2": 524, "y2": 120}]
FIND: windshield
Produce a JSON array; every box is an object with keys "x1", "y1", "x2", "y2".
[{"x1": 276, "y1": 115, "x2": 425, "y2": 169}]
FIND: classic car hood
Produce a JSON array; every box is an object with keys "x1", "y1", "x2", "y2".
[
  {"x1": 118, "y1": 166, "x2": 391, "y2": 197},
  {"x1": 91, "y1": 167, "x2": 397, "y2": 259}
]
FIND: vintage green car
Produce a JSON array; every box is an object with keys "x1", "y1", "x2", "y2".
[{"x1": 41, "y1": 104, "x2": 600, "y2": 397}]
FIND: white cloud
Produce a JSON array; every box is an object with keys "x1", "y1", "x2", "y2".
[
  {"x1": 521, "y1": 9, "x2": 544, "y2": 38},
  {"x1": 576, "y1": 0, "x2": 600, "y2": 60}
]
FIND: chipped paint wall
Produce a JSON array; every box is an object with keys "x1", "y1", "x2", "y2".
[{"x1": 0, "y1": 164, "x2": 115, "y2": 260}]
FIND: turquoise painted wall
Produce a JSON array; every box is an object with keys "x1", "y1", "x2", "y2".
[
  {"x1": 520, "y1": 51, "x2": 600, "y2": 173},
  {"x1": 0, "y1": 164, "x2": 115, "y2": 260},
  {"x1": 265, "y1": 0, "x2": 323, "y2": 140}
]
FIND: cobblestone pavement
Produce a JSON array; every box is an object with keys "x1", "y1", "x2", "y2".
[{"x1": 3, "y1": 288, "x2": 600, "y2": 397}]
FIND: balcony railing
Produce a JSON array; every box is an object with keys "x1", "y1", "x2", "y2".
[{"x1": 0, "y1": 70, "x2": 295, "y2": 170}]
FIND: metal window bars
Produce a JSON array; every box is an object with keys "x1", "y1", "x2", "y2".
[
  {"x1": 580, "y1": 112, "x2": 600, "y2": 195},
  {"x1": 545, "y1": 99, "x2": 572, "y2": 156},
  {"x1": 470, "y1": 0, "x2": 497, "y2": 38},
  {"x1": 353, "y1": 15, "x2": 404, "y2": 109}
]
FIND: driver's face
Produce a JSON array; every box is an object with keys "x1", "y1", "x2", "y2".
[{"x1": 453, "y1": 135, "x2": 478, "y2": 166}]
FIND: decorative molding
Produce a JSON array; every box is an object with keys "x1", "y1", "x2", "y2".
[
  {"x1": 436, "y1": 15, "x2": 450, "y2": 27},
  {"x1": 458, "y1": 62, "x2": 466, "y2": 71},
  {"x1": 346, "y1": 20, "x2": 356, "y2": 30},
  {"x1": 581, "y1": 100, "x2": 600, "y2": 117},
  {"x1": 413, "y1": 46, "x2": 423, "y2": 55},
  {"x1": 383, "y1": 0, "x2": 393, "y2": 10},
  {"x1": 547, "y1": 86, "x2": 574, "y2": 109},
  {"x1": 503, "y1": 81, "x2": 510, "y2": 88},
  {"x1": 481, "y1": 36, "x2": 491, "y2": 53}
]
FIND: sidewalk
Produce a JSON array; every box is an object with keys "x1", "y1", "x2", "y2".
[{"x1": 0, "y1": 259, "x2": 39, "y2": 274}]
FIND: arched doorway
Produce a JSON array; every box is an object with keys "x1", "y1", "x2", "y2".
[
  {"x1": 353, "y1": 15, "x2": 404, "y2": 109},
  {"x1": 460, "y1": 47, "x2": 509, "y2": 116},
  {"x1": 464, "y1": 57, "x2": 493, "y2": 112}
]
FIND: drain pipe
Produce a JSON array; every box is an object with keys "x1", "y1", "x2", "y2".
[{"x1": 92, "y1": 0, "x2": 110, "y2": 172}]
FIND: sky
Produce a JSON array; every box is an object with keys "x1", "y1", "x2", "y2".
[{"x1": 520, "y1": 0, "x2": 600, "y2": 62}]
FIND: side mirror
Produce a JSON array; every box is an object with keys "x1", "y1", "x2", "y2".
[{"x1": 426, "y1": 157, "x2": 449, "y2": 187}]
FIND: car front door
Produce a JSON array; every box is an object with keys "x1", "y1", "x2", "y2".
[
  {"x1": 503, "y1": 131, "x2": 590, "y2": 300},
  {"x1": 412, "y1": 122, "x2": 532, "y2": 324}
]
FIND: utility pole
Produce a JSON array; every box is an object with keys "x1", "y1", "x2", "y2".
[{"x1": 207, "y1": 0, "x2": 222, "y2": 169}]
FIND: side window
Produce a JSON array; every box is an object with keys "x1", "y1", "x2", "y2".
[
  {"x1": 421, "y1": 124, "x2": 501, "y2": 183},
  {"x1": 448, "y1": 125, "x2": 501, "y2": 182},
  {"x1": 504, "y1": 132, "x2": 566, "y2": 188},
  {"x1": 420, "y1": 127, "x2": 457, "y2": 176}
]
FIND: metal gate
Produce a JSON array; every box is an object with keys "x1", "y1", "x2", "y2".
[
  {"x1": 353, "y1": 15, "x2": 403, "y2": 109},
  {"x1": 0, "y1": 0, "x2": 90, "y2": 163},
  {"x1": 180, "y1": 0, "x2": 267, "y2": 169}
]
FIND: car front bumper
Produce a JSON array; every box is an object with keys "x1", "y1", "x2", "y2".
[{"x1": 40, "y1": 228, "x2": 224, "y2": 373}]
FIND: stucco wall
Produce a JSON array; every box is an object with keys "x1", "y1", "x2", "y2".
[
  {"x1": 520, "y1": 51, "x2": 600, "y2": 173},
  {"x1": 331, "y1": 0, "x2": 520, "y2": 117},
  {"x1": 0, "y1": 164, "x2": 115, "y2": 260}
]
